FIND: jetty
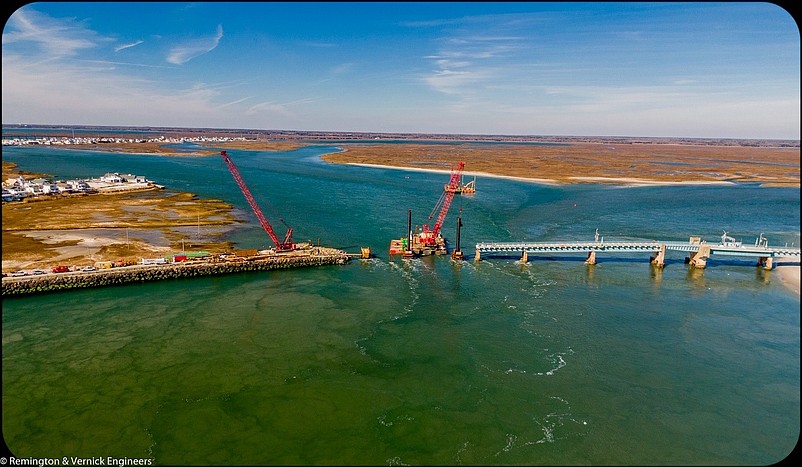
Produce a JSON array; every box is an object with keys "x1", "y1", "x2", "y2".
[{"x1": 2, "y1": 247, "x2": 351, "y2": 297}]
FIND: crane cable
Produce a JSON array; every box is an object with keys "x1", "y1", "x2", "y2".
[{"x1": 249, "y1": 172, "x2": 292, "y2": 229}]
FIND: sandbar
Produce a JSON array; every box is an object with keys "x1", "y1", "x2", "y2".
[{"x1": 342, "y1": 162, "x2": 739, "y2": 187}]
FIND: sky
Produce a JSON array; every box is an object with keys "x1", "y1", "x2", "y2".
[{"x1": 2, "y1": 2, "x2": 799, "y2": 139}]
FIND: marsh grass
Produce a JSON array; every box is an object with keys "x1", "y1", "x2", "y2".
[{"x1": 321, "y1": 142, "x2": 800, "y2": 186}]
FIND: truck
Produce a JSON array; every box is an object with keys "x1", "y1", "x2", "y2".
[
  {"x1": 140, "y1": 257, "x2": 168, "y2": 265},
  {"x1": 51, "y1": 265, "x2": 70, "y2": 273}
]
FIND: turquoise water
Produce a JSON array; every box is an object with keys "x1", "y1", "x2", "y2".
[{"x1": 2, "y1": 145, "x2": 800, "y2": 465}]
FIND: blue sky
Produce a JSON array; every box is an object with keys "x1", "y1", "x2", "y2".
[{"x1": 2, "y1": 2, "x2": 799, "y2": 139}]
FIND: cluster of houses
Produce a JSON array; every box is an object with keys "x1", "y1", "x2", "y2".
[
  {"x1": 2, "y1": 135, "x2": 246, "y2": 147},
  {"x1": 2, "y1": 172, "x2": 158, "y2": 202}
]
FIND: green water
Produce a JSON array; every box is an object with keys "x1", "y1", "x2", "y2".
[{"x1": 2, "y1": 145, "x2": 799, "y2": 465}]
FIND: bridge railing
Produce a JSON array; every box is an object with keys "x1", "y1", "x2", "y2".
[{"x1": 475, "y1": 240, "x2": 801, "y2": 257}]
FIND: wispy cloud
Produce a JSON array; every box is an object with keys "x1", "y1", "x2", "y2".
[
  {"x1": 246, "y1": 101, "x2": 291, "y2": 116},
  {"x1": 399, "y1": 17, "x2": 466, "y2": 28},
  {"x1": 246, "y1": 96, "x2": 326, "y2": 116},
  {"x1": 330, "y1": 63, "x2": 353, "y2": 75},
  {"x1": 298, "y1": 40, "x2": 337, "y2": 48},
  {"x1": 115, "y1": 40, "x2": 144, "y2": 53},
  {"x1": 3, "y1": 7, "x2": 103, "y2": 58},
  {"x1": 218, "y1": 97, "x2": 251, "y2": 108},
  {"x1": 422, "y1": 69, "x2": 495, "y2": 95},
  {"x1": 412, "y1": 11, "x2": 538, "y2": 100},
  {"x1": 422, "y1": 35, "x2": 521, "y2": 96},
  {"x1": 166, "y1": 24, "x2": 224, "y2": 65},
  {"x1": 2, "y1": 48, "x2": 235, "y2": 128}
]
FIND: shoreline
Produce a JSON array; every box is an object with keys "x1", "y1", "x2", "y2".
[{"x1": 341, "y1": 162, "x2": 738, "y2": 187}]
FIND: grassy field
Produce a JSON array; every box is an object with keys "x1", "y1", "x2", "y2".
[{"x1": 320, "y1": 142, "x2": 800, "y2": 187}]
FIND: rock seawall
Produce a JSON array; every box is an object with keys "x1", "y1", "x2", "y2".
[{"x1": 2, "y1": 252, "x2": 351, "y2": 297}]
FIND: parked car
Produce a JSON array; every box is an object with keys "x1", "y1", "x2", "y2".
[
  {"x1": 80, "y1": 266, "x2": 97, "y2": 272},
  {"x1": 52, "y1": 265, "x2": 70, "y2": 273},
  {"x1": 31, "y1": 269, "x2": 46, "y2": 275},
  {"x1": 10, "y1": 271, "x2": 27, "y2": 277}
]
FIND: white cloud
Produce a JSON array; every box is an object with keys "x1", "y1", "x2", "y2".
[
  {"x1": 422, "y1": 31, "x2": 523, "y2": 98},
  {"x1": 246, "y1": 101, "x2": 290, "y2": 116},
  {"x1": 330, "y1": 63, "x2": 353, "y2": 75},
  {"x1": 1, "y1": 54, "x2": 226, "y2": 127},
  {"x1": 422, "y1": 69, "x2": 494, "y2": 95},
  {"x1": 115, "y1": 40, "x2": 144, "y2": 53},
  {"x1": 166, "y1": 24, "x2": 224, "y2": 65},
  {"x1": 245, "y1": 97, "x2": 326, "y2": 117},
  {"x1": 3, "y1": 7, "x2": 103, "y2": 58}
]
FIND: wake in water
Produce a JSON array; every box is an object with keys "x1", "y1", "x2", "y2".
[{"x1": 386, "y1": 259, "x2": 422, "y2": 319}]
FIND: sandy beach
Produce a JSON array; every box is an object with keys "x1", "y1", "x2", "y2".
[
  {"x1": 568, "y1": 176, "x2": 735, "y2": 187},
  {"x1": 344, "y1": 162, "x2": 744, "y2": 188}
]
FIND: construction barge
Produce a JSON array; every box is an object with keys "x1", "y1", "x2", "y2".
[
  {"x1": 2, "y1": 247, "x2": 351, "y2": 297},
  {"x1": 389, "y1": 209, "x2": 448, "y2": 257},
  {"x1": 389, "y1": 161, "x2": 470, "y2": 259}
]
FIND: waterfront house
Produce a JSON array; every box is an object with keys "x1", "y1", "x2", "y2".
[{"x1": 100, "y1": 173, "x2": 124, "y2": 184}]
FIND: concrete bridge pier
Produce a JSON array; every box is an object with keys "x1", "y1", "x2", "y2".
[
  {"x1": 585, "y1": 250, "x2": 597, "y2": 265},
  {"x1": 521, "y1": 250, "x2": 528, "y2": 263},
  {"x1": 650, "y1": 244, "x2": 666, "y2": 268},
  {"x1": 687, "y1": 244, "x2": 711, "y2": 269},
  {"x1": 757, "y1": 256, "x2": 773, "y2": 270},
  {"x1": 474, "y1": 249, "x2": 481, "y2": 262}
]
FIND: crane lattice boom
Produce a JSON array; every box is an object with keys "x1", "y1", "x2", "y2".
[
  {"x1": 220, "y1": 151, "x2": 294, "y2": 251},
  {"x1": 421, "y1": 161, "x2": 464, "y2": 245}
]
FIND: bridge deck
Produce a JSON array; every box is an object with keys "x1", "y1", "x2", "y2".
[{"x1": 475, "y1": 241, "x2": 801, "y2": 258}]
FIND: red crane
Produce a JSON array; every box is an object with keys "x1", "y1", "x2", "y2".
[
  {"x1": 419, "y1": 161, "x2": 464, "y2": 246},
  {"x1": 220, "y1": 151, "x2": 295, "y2": 251}
]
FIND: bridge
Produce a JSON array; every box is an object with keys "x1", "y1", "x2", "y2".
[{"x1": 474, "y1": 231, "x2": 801, "y2": 269}]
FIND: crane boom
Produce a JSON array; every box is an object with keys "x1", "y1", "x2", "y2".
[
  {"x1": 220, "y1": 151, "x2": 294, "y2": 251},
  {"x1": 433, "y1": 161, "x2": 464, "y2": 235},
  {"x1": 421, "y1": 161, "x2": 464, "y2": 245}
]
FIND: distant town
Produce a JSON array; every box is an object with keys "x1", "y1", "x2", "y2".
[
  {"x1": 2, "y1": 124, "x2": 799, "y2": 149},
  {"x1": 1, "y1": 133, "x2": 246, "y2": 148}
]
